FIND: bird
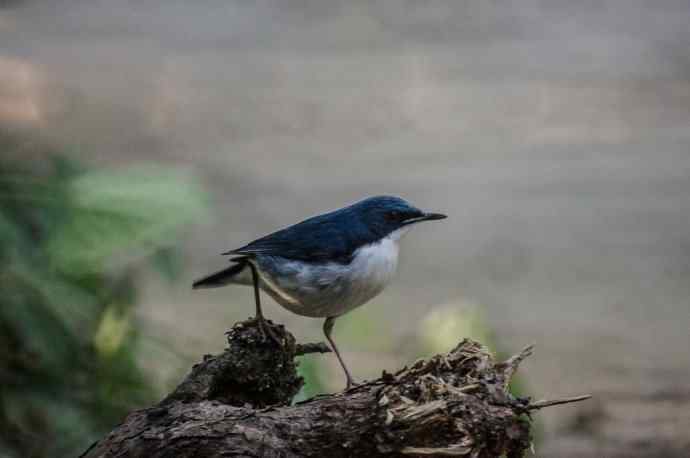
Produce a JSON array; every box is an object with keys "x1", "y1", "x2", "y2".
[{"x1": 193, "y1": 195, "x2": 446, "y2": 388}]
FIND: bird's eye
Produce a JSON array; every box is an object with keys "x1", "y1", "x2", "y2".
[{"x1": 385, "y1": 210, "x2": 401, "y2": 221}]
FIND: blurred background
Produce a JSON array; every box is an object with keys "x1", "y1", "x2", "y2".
[{"x1": 1, "y1": 1, "x2": 689, "y2": 456}]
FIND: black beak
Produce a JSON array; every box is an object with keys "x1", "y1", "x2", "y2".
[
  {"x1": 421, "y1": 212, "x2": 447, "y2": 221},
  {"x1": 403, "y1": 212, "x2": 447, "y2": 225}
]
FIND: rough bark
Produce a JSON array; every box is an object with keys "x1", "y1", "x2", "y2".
[{"x1": 82, "y1": 319, "x2": 589, "y2": 458}]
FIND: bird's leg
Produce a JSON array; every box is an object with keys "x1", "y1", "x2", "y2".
[
  {"x1": 323, "y1": 316, "x2": 356, "y2": 389},
  {"x1": 247, "y1": 262, "x2": 281, "y2": 345}
]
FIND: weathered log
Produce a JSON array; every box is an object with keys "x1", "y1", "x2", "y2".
[{"x1": 82, "y1": 319, "x2": 589, "y2": 457}]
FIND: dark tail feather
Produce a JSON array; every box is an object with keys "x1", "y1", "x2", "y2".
[{"x1": 192, "y1": 262, "x2": 246, "y2": 289}]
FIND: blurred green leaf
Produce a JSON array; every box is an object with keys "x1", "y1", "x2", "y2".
[
  {"x1": 47, "y1": 166, "x2": 208, "y2": 273},
  {"x1": 94, "y1": 305, "x2": 132, "y2": 358},
  {"x1": 151, "y1": 247, "x2": 184, "y2": 282},
  {"x1": 293, "y1": 356, "x2": 327, "y2": 402},
  {"x1": 0, "y1": 136, "x2": 208, "y2": 458},
  {"x1": 420, "y1": 300, "x2": 494, "y2": 355}
]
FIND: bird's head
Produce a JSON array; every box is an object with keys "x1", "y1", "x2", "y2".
[{"x1": 351, "y1": 195, "x2": 447, "y2": 239}]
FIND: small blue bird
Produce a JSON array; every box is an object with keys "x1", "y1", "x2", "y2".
[{"x1": 193, "y1": 195, "x2": 446, "y2": 388}]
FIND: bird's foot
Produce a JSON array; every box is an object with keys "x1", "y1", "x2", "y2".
[
  {"x1": 344, "y1": 377, "x2": 360, "y2": 391},
  {"x1": 254, "y1": 315, "x2": 283, "y2": 346}
]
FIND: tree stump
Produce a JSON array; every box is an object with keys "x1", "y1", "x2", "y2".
[{"x1": 81, "y1": 319, "x2": 589, "y2": 457}]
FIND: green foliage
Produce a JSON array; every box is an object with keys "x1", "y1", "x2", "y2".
[
  {"x1": 293, "y1": 356, "x2": 328, "y2": 402},
  {"x1": 0, "y1": 135, "x2": 207, "y2": 457},
  {"x1": 419, "y1": 301, "x2": 495, "y2": 356}
]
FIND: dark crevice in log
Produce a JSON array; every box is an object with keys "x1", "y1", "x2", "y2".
[{"x1": 82, "y1": 319, "x2": 589, "y2": 458}]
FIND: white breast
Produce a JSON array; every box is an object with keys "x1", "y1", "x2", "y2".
[
  {"x1": 349, "y1": 229, "x2": 404, "y2": 292},
  {"x1": 254, "y1": 227, "x2": 408, "y2": 318}
]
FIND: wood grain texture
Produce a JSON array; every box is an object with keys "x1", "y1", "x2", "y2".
[{"x1": 82, "y1": 319, "x2": 586, "y2": 458}]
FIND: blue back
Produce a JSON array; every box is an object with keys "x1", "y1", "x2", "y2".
[{"x1": 227, "y1": 196, "x2": 420, "y2": 264}]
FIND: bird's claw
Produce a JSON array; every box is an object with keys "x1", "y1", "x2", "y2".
[{"x1": 255, "y1": 315, "x2": 283, "y2": 346}]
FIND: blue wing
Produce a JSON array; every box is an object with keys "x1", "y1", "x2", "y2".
[{"x1": 224, "y1": 208, "x2": 370, "y2": 264}]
